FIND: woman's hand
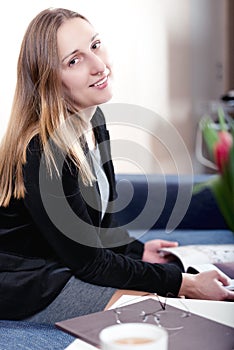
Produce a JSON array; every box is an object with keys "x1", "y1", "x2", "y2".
[
  {"x1": 179, "y1": 270, "x2": 234, "y2": 301},
  {"x1": 142, "y1": 239, "x2": 178, "y2": 264}
]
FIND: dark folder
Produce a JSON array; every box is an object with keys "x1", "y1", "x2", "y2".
[
  {"x1": 215, "y1": 262, "x2": 234, "y2": 279},
  {"x1": 56, "y1": 298, "x2": 234, "y2": 350}
]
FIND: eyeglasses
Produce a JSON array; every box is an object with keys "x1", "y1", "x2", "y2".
[{"x1": 113, "y1": 293, "x2": 191, "y2": 335}]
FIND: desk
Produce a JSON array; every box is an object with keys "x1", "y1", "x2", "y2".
[{"x1": 64, "y1": 292, "x2": 234, "y2": 350}]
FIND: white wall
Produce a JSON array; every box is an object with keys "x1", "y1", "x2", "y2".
[{"x1": 0, "y1": 0, "x2": 228, "y2": 174}]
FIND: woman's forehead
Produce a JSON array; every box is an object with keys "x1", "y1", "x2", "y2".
[{"x1": 57, "y1": 17, "x2": 95, "y2": 58}]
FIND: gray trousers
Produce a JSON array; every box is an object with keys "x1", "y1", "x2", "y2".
[{"x1": 24, "y1": 277, "x2": 116, "y2": 324}]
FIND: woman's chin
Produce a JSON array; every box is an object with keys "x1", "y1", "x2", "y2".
[{"x1": 96, "y1": 92, "x2": 113, "y2": 106}]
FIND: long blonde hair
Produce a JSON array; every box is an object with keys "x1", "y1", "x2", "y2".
[{"x1": 0, "y1": 8, "x2": 95, "y2": 207}]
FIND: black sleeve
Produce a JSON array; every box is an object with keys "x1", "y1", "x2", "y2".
[{"x1": 22, "y1": 138, "x2": 182, "y2": 297}]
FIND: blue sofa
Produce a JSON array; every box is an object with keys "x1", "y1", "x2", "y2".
[
  {"x1": 1, "y1": 174, "x2": 233, "y2": 350},
  {"x1": 115, "y1": 174, "x2": 233, "y2": 245}
]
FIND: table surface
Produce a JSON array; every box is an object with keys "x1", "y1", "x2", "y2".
[{"x1": 64, "y1": 292, "x2": 234, "y2": 350}]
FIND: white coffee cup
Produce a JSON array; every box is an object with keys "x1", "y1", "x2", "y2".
[{"x1": 99, "y1": 323, "x2": 168, "y2": 350}]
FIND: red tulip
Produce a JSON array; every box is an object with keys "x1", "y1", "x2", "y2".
[
  {"x1": 213, "y1": 130, "x2": 233, "y2": 173},
  {"x1": 196, "y1": 109, "x2": 234, "y2": 232}
]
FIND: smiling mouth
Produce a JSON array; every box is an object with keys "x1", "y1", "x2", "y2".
[{"x1": 90, "y1": 76, "x2": 108, "y2": 87}]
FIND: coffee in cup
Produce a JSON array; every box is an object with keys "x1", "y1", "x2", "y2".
[{"x1": 99, "y1": 323, "x2": 168, "y2": 350}]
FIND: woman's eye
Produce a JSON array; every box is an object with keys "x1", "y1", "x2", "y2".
[
  {"x1": 68, "y1": 57, "x2": 80, "y2": 67},
  {"x1": 92, "y1": 40, "x2": 101, "y2": 50}
]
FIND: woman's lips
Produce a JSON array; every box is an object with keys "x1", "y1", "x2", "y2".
[{"x1": 89, "y1": 75, "x2": 109, "y2": 89}]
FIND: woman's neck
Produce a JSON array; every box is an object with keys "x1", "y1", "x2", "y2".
[{"x1": 81, "y1": 106, "x2": 97, "y2": 124}]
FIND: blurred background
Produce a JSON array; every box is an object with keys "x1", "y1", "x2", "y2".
[{"x1": 0, "y1": 0, "x2": 233, "y2": 175}]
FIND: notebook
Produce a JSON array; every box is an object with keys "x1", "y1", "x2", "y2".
[
  {"x1": 56, "y1": 298, "x2": 234, "y2": 350},
  {"x1": 159, "y1": 245, "x2": 234, "y2": 279}
]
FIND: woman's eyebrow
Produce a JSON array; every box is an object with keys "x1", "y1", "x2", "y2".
[
  {"x1": 91, "y1": 32, "x2": 99, "y2": 41},
  {"x1": 61, "y1": 32, "x2": 100, "y2": 63},
  {"x1": 62, "y1": 49, "x2": 79, "y2": 63}
]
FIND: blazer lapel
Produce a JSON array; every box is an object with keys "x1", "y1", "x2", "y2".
[{"x1": 93, "y1": 121, "x2": 116, "y2": 202}]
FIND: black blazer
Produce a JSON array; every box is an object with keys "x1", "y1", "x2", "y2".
[{"x1": 0, "y1": 107, "x2": 182, "y2": 319}]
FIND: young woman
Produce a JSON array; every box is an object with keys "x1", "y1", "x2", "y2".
[{"x1": 0, "y1": 8, "x2": 233, "y2": 324}]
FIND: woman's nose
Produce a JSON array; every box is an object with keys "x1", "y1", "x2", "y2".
[{"x1": 89, "y1": 53, "x2": 106, "y2": 76}]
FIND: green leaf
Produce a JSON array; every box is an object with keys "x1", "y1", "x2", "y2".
[
  {"x1": 217, "y1": 107, "x2": 226, "y2": 131},
  {"x1": 193, "y1": 176, "x2": 217, "y2": 195},
  {"x1": 200, "y1": 117, "x2": 218, "y2": 157},
  {"x1": 228, "y1": 135, "x2": 234, "y2": 195},
  {"x1": 210, "y1": 176, "x2": 234, "y2": 232}
]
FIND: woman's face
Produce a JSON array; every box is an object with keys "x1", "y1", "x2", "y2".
[{"x1": 57, "y1": 17, "x2": 113, "y2": 111}]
